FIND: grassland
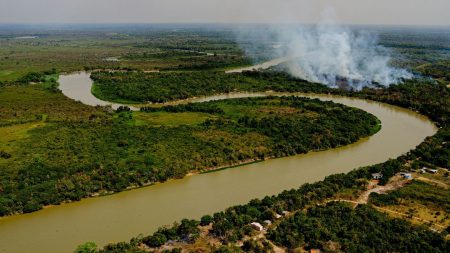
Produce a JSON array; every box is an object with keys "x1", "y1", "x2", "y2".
[{"x1": 369, "y1": 177, "x2": 450, "y2": 229}]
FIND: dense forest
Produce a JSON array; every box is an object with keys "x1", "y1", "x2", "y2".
[
  {"x1": 124, "y1": 51, "x2": 252, "y2": 71},
  {"x1": 0, "y1": 93, "x2": 378, "y2": 216},
  {"x1": 90, "y1": 70, "x2": 329, "y2": 103}
]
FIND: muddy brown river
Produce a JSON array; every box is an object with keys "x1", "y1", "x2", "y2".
[{"x1": 0, "y1": 72, "x2": 437, "y2": 253}]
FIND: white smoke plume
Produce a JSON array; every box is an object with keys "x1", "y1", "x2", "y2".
[{"x1": 235, "y1": 9, "x2": 412, "y2": 89}]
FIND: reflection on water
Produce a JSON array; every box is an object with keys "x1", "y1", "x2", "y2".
[{"x1": 0, "y1": 72, "x2": 437, "y2": 253}]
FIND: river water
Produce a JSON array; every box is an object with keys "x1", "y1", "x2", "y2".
[
  {"x1": 0, "y1": 72, "x2": 437, "y2": 253},
  {"x1": 225, "y1": 57, "x2": 289, "y2": 73}
]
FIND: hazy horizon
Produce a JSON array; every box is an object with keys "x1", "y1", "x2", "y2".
[{"x1": 1, "y1": 0, "x2": 450, "y2": 26}]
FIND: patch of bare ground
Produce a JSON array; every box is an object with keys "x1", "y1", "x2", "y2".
[
  {"x1": 415, "y1": 175, "x2": 449, "y2": 189},
  {"x1": 139, "y1": 224, "x2": 222, "y2": 252},
  {"x1": 357, "y1": 175, "x2": 410, "y2": 204}
]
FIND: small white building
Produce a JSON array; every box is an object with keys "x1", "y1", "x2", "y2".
[
  {"x1": 274, "y1": 213, "x2": 282, "y2": 219},
  {"x1": 427, "y1": 169, "x2": 438, "y2": 174},
  {"x1": 403, "y1": 173, "x2": 413, "y2": 179},
  {"x1": 372, "y1": 173, "x2": 383, "y2": 180},
  {"x1": 263, "y1": 220, "x2": 272, "y2": 226},
  {"x1": 282, "y1": 211, "x2": 290, "y2": 216},
  {"x1": 250, "y1": 222, "x2": 264, "y2": 231}
]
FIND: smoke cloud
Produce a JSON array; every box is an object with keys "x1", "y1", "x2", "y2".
[{"x1": 236, "y1": 10, "x2": 412, "y2": 89}]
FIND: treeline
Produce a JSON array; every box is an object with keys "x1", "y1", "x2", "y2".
[
  {"x1": 125, "y1": 50, "x2": 207, "y2": 60},
  {"x1": 125, "y1": 51, "x2": 252, "y2": 71},
  {"x1": 90, "y1": 70, "x2": 329, "y2": 103},
  {"x1": 164, "y1": 55, "x2": 252, "y2": 71},
  {"x1": 140, "y1": 103, "x2": 224, "y2": 114}
]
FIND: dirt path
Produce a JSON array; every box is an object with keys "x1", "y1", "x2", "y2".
[
  {"x1": 416, "y1": 176, "x2": 448, "y2": 189},
  {"x1": 373, "y1": 205, "x2": 446, "y2": 230},
  {"x1": 330, "y1": 198, "x2": 446, "y2": 231},
  {"x1": 357, "y1": 175, "x2": 409, "y2": 204}
]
